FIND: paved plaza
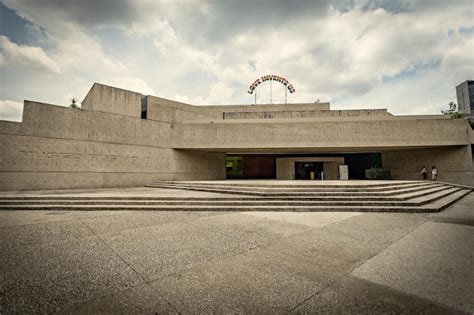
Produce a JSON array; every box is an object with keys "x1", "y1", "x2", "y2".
[{"x1": 0, "y1": 187, "x2": 473, "y2": 314}]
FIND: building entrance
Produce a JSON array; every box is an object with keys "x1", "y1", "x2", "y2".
[
  {"x1": 295, "y1": 162, "x2": 324, "y2": 180},
  {"x1": 226, "y1": 152, "x2": 382, "y2": 180}
]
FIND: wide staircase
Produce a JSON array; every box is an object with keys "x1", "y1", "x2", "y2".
[{"x1": 0, "y1": 181, "x2": 470, "y2": 212}]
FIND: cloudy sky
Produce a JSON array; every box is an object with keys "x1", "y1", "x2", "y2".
[{"x1": 0, "y1": 0, "x2": 473, "y2": 121}]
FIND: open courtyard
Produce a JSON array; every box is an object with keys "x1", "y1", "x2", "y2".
[{"x1": 1, "y1": 186, "x2": 473, "y2": 314}]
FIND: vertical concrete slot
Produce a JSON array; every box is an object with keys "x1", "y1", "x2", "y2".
[{"x1": 141, "y1": 96, "x2": 147, "y2": 119}]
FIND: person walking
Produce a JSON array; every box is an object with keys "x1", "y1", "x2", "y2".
[
  {"x1": 431, "y1": 166, "x2": 438, "y2": 181},
  {"x1": 420, "y1": 166, "x2": 428, "y2": 180}
]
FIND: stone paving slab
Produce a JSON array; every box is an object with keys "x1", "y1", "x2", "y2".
[
  {"x1": 80, "y1": 210, "x2": 224, "y2": 235},
  {"x1": 0, "y1": 210, "x2": 124, "y2": 228},
  {"x1": 189, "y1": 211, "x2": 313, "y2": 241},
  {"x1": 0, "y1": 193, "x2": 472, "y2": 313},
  {"x1": 151, "y1": 247, "x2": 325, "y2": 313},
  {"x1": 352, "y1": 221, "x2": 474, "y2": 313},
  {"x1": 95, "y1": 218, "x2": 273, "y2": 282},
  {"x1": 0, "y1": 219, "x2": 94, "y2": 248},
  {"x1": 308, "y1": 212, "x2": 428, "y2": 255},
  {"x1": 58, "y1": 283, "x2": 177, "y2": 314},
  {"x1": 295, "y1": 275, "x2": 462, "y2": 314},
  {"x1": 428, "y1": 193, "x2": 474, "y2": 226},
  {"x1": 244, "y1": 211, "x2": 362, "y2": 228},
  {"x1": 0, "y1": 236, "x2": 144, "y2": 314}
]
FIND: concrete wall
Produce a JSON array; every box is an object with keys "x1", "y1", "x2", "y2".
[
  {"x1": 172, "y1": 119, "x2": 472, "y2": 151},
  {"x1": 207, "y1": 102, "x2": 330, "y2": 113},
  {"x1": 224, "y1": 109, "x2": 389, "y2": 120},
  {"x1": 82, "y1": 83, "x2": 142, "y2": 118},
  {"x1": 146, "y1": 96, "x2": 219, "y2": 123},
  {"x1": 382, "y1": 146, "x2": 474, "y2": 186},
  {"x1": 0, "y1": 98, "x2": 225, "y2": 190},
  {"x1": 171, "y1": 150, "x2": 226, "y2": 180}
]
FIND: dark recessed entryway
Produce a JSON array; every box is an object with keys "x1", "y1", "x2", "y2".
[
  {"x1": 226, "y1": 153, "x2": 382, "y2": 180},
  {"x1": 295, "y1": 162, "x2": 324, "y2": 180}
]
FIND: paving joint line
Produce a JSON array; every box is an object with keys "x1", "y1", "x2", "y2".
[
  {"x1": 348, "y1": 275, "x2": 467, "y2": 313},
  {"x1": 76, "y1": 219, "x2": 181, "y2": 314},
  {"x1": 288, "y1": 215, "x2": 431, "y2": 312},
  {"x1": 143, "y1": 212, "x2": 367, "y2": 285},
  {"x1": 81, "y1": 211, "x2": 230, "y2": 238}
]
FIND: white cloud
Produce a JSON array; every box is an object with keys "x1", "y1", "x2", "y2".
[
  {"x1": 104, "y1": 77, "x2": 155, "y2": 95},
  {"x1": 0, "y1": 0, "x2": 472, "y2": 116},
  {"x1": 333, "y1": 67, "x2": 455, "y2": 115},
  {"x1": 0, "y1": 100, "x2": 23, "y2": 122},
  {"x1": 0, "y1": 35, "x2": 60, "y2": 74}
]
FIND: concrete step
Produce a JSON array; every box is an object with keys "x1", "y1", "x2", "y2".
[
  {"x1": 1, "y1": 181, "x2": 469, "y2": 213},
  {"x1": 419, "y1": 189, "x2": 472, "y2": 211},
  {"x1": 144, "y1": 183, "x2": 447, "y2": 197},
  {"x1": 0, "y1": 186, "x2": 452, "y2": 205},
  {"x1": 149, "y1": 180, "x2": 428, "y2": 189},
  {"x1": 0, "y1": 187, "x2": 460, "y2": 206},
  {"x1": 146, "y1": 181, "x2": 438, "y2": 192},
  {"x1": 0, "y1": 189, "x2": 468, "y2": 212}
]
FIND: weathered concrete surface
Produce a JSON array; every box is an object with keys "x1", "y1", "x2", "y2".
[
  {"x1": 222, "y1": 108, "x2": 385, "y2": 120},
  {"x1": 0, "y1": 189, "x2": 472, "y2": 314},
  {"x1": 383, "y1": 146, "x2": 474, "y2": 186},
  {"x1": 1, "y1": 83, "x2": 473, "y2": 190},
  {"x1": 0, "y1": 94, "x2": 225, "y2": 190},
  {"x1": 81, "y1": 83, "x2": 142, "y2": 118},
  {"x1": 172, "y1": 118, "x2": 472, "y2": 150}
]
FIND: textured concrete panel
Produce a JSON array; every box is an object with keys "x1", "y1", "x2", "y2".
[
  {"x1": 207, "y1": 102, "x2": 330, "y2": 112},
  {"x1": 383, "y1": 146, "x2": 474, "y2": 185},
  {"x1": 172, "y1": 119, "x2": 472, "y2": 150},
  {"x1": 0, "y1": 134, "x2": 174, "y2": 173},
  {"x1": 5, "y1": 101, "x2": 171, "y2": 148},
  {"x1": 0, "y1": 172, "x2": 176, "y2": 190},
  {"x1": 224, "y1": 108, "x2": 389, "y2": 120},
  {"x1": 81, "y1": 83, "x2": 142, "y2": 118},
  {"x1": 171, "y1": 149, "x2": 226, "y2": 180},
  {"x1": 147, "y1": 95, "x2": 218, "y2": 123},
  {"x1": 0, "y1": 117, "x2": 224, "y2": 189}
]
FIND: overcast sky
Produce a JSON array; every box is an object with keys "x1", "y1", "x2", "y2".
[{"x1": 0, "y1": 0, "x2": 473, "y2": 121}]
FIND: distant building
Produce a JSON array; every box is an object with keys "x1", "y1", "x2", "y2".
[{"x1": 456, "y1": 80, "x2": 474, "y2": 114}]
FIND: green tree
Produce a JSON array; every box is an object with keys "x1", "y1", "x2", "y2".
[
  {"x1": 441, "y1": 101, "x2": 464, "y2": 119},
  {"x1": 69, "y1": 98, "x2": 80, "y2": 109}
]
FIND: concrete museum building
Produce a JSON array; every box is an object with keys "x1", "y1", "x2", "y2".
[{"x1": 1, "y1": 82, "x2": 473, "y2": 191}]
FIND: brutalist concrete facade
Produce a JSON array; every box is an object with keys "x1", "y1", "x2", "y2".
[{"x1": 1, "y1": 82, "x2": 473, "y2": 190}]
